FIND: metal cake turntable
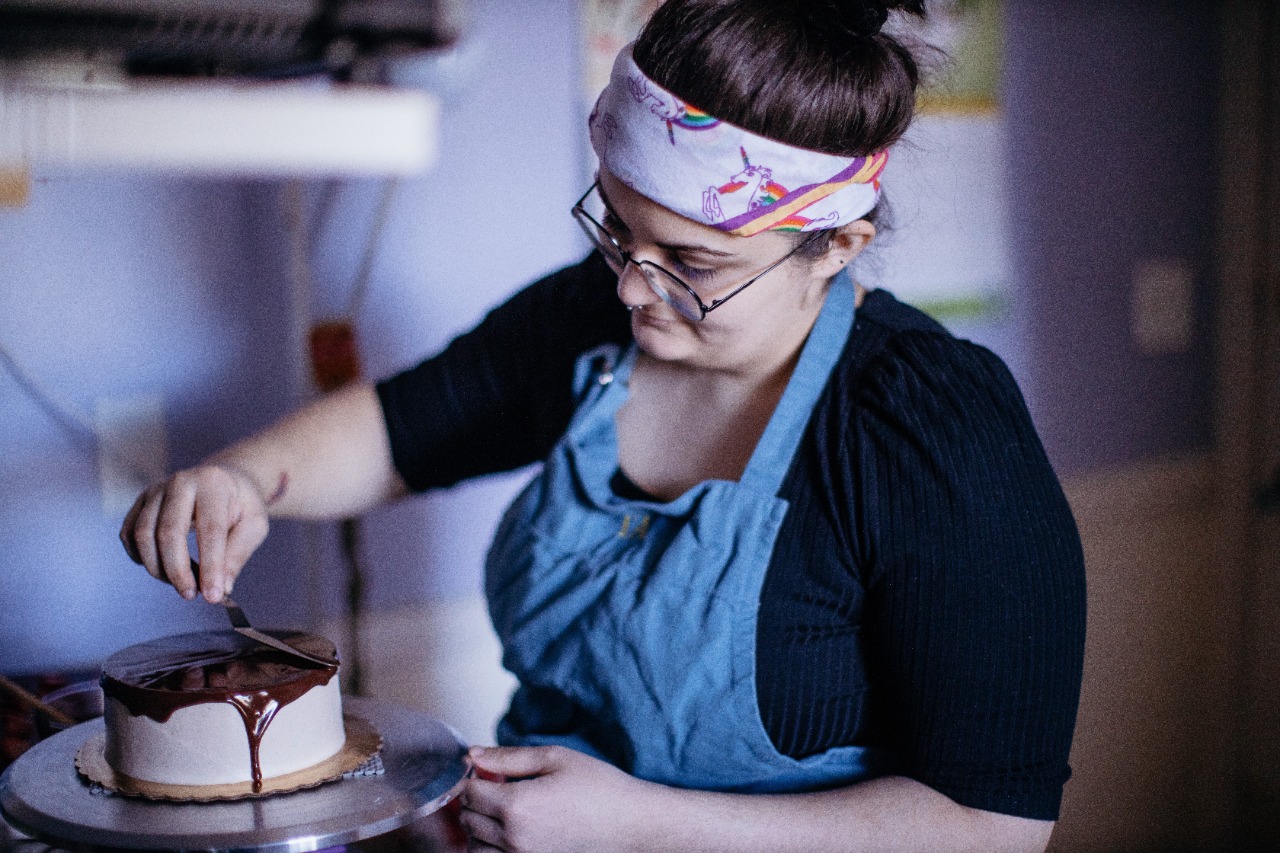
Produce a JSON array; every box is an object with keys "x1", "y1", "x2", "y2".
[{"x1": 0, "y1": 697, "x2": 469, "y2": 852}]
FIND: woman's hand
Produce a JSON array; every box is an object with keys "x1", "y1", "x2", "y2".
[
  {"x1": 458, "y1": 751, "x2": 1054, "y2": 853},
  {"x1": 119, "y1": 463, "x2": 270, "y2": 603},
  {"x1": 459, "y1": 746, "x2": 658, "y2": 853},
  {"x1": 116, "y1": 383, "x2": 404, "y2": 603}
]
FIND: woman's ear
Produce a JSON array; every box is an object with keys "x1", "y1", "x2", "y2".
[{"x1": 812, "y1": 220, "x2": 876, "y2": 280}]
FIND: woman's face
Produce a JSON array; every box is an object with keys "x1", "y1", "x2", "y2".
[{"x1": 596, "y1": 169, "x2": 867, "y2": 372}]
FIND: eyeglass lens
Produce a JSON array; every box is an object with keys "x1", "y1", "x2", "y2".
[{"x1": 572, "y1": 209, "x2": 705, "y2": 321}]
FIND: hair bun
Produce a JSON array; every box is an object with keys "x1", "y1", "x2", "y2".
[
  {"x1": 817, "y1": 1, "x2": 925, "y2": 39},
  {"x1": 848, "y1": 1, "x2": 890, "y2": 37}
]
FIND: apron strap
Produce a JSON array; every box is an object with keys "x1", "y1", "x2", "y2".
[{"x1": 739, "y1": 269, "x2": 856, "y2": 495}]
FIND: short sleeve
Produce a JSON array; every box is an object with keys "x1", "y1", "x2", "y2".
[
  {"x1": 850, "y1": 331, "x2": 1086, "y2": 820},
  {"x1": 376, "y1": 252, "x2": 630, "y2": 492}
]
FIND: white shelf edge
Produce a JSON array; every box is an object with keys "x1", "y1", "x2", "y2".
[{"x1": 0, "y1": 80, "x2": 440, "y2": 177}]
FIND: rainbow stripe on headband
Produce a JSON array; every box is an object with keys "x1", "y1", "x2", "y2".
[
  {"x1": 590, "y1": 44, "x2": 888, "y2": 237},
  {"x1": 716, "y1": 150, "x2": 888, "y2": 237}
]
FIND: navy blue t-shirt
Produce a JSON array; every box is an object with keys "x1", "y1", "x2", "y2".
[{"x1": 376, "y1": 252, "x2": 1086, "y2": 821}]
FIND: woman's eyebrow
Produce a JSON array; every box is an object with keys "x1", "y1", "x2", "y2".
[
  {"x1": 660, "y1": 240, "x2": 734, "y2": 258},
  {"x1": 597, "y1": 181, "x2": 735, "y2": 258}
]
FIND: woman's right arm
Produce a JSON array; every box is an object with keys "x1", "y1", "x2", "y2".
[
  {"x1": 121, "y1": 252, "x2": 630, "y2": 605},
  {"x1": 120, "y1": 382, "x2": 404, "y2": 603}
]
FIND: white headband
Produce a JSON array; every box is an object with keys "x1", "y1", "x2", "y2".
[{"x1": 588, "y1": 44, "x2": 888, "y2": 238}]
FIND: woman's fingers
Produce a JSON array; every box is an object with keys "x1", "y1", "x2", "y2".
[
  {"x1": 456, "y1": 746, "x2": 648, "y2": 853},
  {"x1": 119, "y1": 465, "x2": 266, "y2": 602},
  {"x1": 119, "y1": 492, "x2": 145, "y2": 565},
  {"x1": 468, "y1": 745, "x2": 561, "y2": 779},
  {"x1": 128, "y1": 484, "x2": 166, "y2": 583},
  {"x1": 220, "y1": 498, "x2": 269, "y2": 599},
  {"x1": 460, "y1": 777, "x2": 511, "y2": 820},
  {"x1": 458, "y1": 804, "x2": 507, "y2": 850},
  {"x1": 156, "y1": 472, "x2": 200, "y2": 599},
  {"x1": 193, "y1": 503, "x2": 231, "y2": 602},
  {"x1": 199, "y1": 465, "x2": 271, "y2": 600},
  {"x1": 191, "y1": 470, "x2": 239, "y2": 603}
]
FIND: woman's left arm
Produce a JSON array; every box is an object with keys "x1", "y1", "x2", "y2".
[{"x1": 461, "y1": 745, "x2": 1052, "y2": 853}]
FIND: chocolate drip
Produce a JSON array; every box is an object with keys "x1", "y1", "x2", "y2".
[
  {"x1": 102, "y1": 630, "x2": 339, "y2": 789},
  {"x1": 227, "y1": 692, "x2": 283, "y2": 792}
]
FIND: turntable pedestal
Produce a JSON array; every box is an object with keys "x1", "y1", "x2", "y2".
[{"x1": 0, "y1": 696, "x2": 468, "y2": 852}]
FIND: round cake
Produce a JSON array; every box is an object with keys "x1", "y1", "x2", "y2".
[{"x1": 99, "y1": 630, "x2": 344, "y2": 792}]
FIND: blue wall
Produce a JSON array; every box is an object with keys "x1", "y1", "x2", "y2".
[
  {"x1": 0, "y1": 178, "x2": 295, "y2": 671},
  {"x1": 0, "y1": 0, "x2": 587, "y2": 674},
  {"x1": 0, "y1": 0, "x2": 1220, "y2": 675}
]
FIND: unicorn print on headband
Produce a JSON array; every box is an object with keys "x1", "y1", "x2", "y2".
[
  {"x1": 590, "y1": 44, "x2": 888, "y2": 237},
  {"x1": 627, "y1": 75, "x2": 722, "y2": 145},
  {"x1": 703, "y1": 147, "x2": 842, "y2": 232}
]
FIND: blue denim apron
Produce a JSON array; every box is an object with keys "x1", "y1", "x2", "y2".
[{"x1": 484, "y1": 270, "x2": 883, "y2": 793}]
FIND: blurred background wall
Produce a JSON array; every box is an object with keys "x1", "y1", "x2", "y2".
[
  {"x1": 0, "y1": 0, "x2": 587, "y2": 714},
  {"x1": 1, "y1": 0, "x2": 1276, "y2": 850},
  {"x1": 1005, "y1": 6, "x2": 1225, "y2": 849}
]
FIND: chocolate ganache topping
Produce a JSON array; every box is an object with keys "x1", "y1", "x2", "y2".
[{"x1": 102, "y1": 630, "x2": 339, "y2": 792}]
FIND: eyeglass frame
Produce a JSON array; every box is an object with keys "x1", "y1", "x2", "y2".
[{"x1": 571, "y1": 181, "x2": 824, "y2": 322}]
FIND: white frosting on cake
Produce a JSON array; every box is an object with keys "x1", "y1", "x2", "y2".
[
  {"x1": 99, "y1": 630, "x2": 346, "y2": 789},
  {"x1": 103, "y1": 676, "x2": 346, "y2": 787}
]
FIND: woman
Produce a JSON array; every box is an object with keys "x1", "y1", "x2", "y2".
[{"x1": 121, "y1": 1, "x2": 1085, "y2": 850}]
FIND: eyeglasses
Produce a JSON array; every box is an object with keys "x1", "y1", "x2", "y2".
[{"x1": 571, "y1": 181, "x2": 822, "y2": 323}]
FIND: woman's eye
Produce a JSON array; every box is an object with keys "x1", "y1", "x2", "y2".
[
  {"x1": 671, "y1": 258, "x2": 717, "y2": 282},
  {"x1": 603, "y1": 212, "x2": 629, "y2": 239}
]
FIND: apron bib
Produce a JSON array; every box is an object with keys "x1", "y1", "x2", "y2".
[{"x1": 484, "y1": 270, "x2": 884, "y2": 792}]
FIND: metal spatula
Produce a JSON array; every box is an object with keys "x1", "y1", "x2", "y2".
[{"x1": 190, "y1": 559, "x2": 336, "y2": 667}]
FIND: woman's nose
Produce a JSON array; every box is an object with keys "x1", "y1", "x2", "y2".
[{"x1": 615, "y1": 259, "x2": 661, "y2": 309}]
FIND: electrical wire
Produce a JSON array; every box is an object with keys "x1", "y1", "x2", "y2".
[
  {"x1": 327, "y1": 178, "x2": 398, "y2": 698},
  {"x1": 0, "y1": 340, "x2": 154, "y2": 485},
  {"x1": 284, "y1": 177, "x2": 398, "y2": 697},
  {"x1": 283, "y1": 179, "x2": 329, "y2": 651},
  {"x1": 346, "y1": 177, "x2": 399, "y2": 318}
]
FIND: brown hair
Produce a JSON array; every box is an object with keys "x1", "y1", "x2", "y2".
[{"x1": 632, "y1": 0, "x2": 928, "y2": 158}]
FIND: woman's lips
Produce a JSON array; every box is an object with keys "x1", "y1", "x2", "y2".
[{"x1": 630, "y1": 306, "x2": 675, "y2": 330}]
